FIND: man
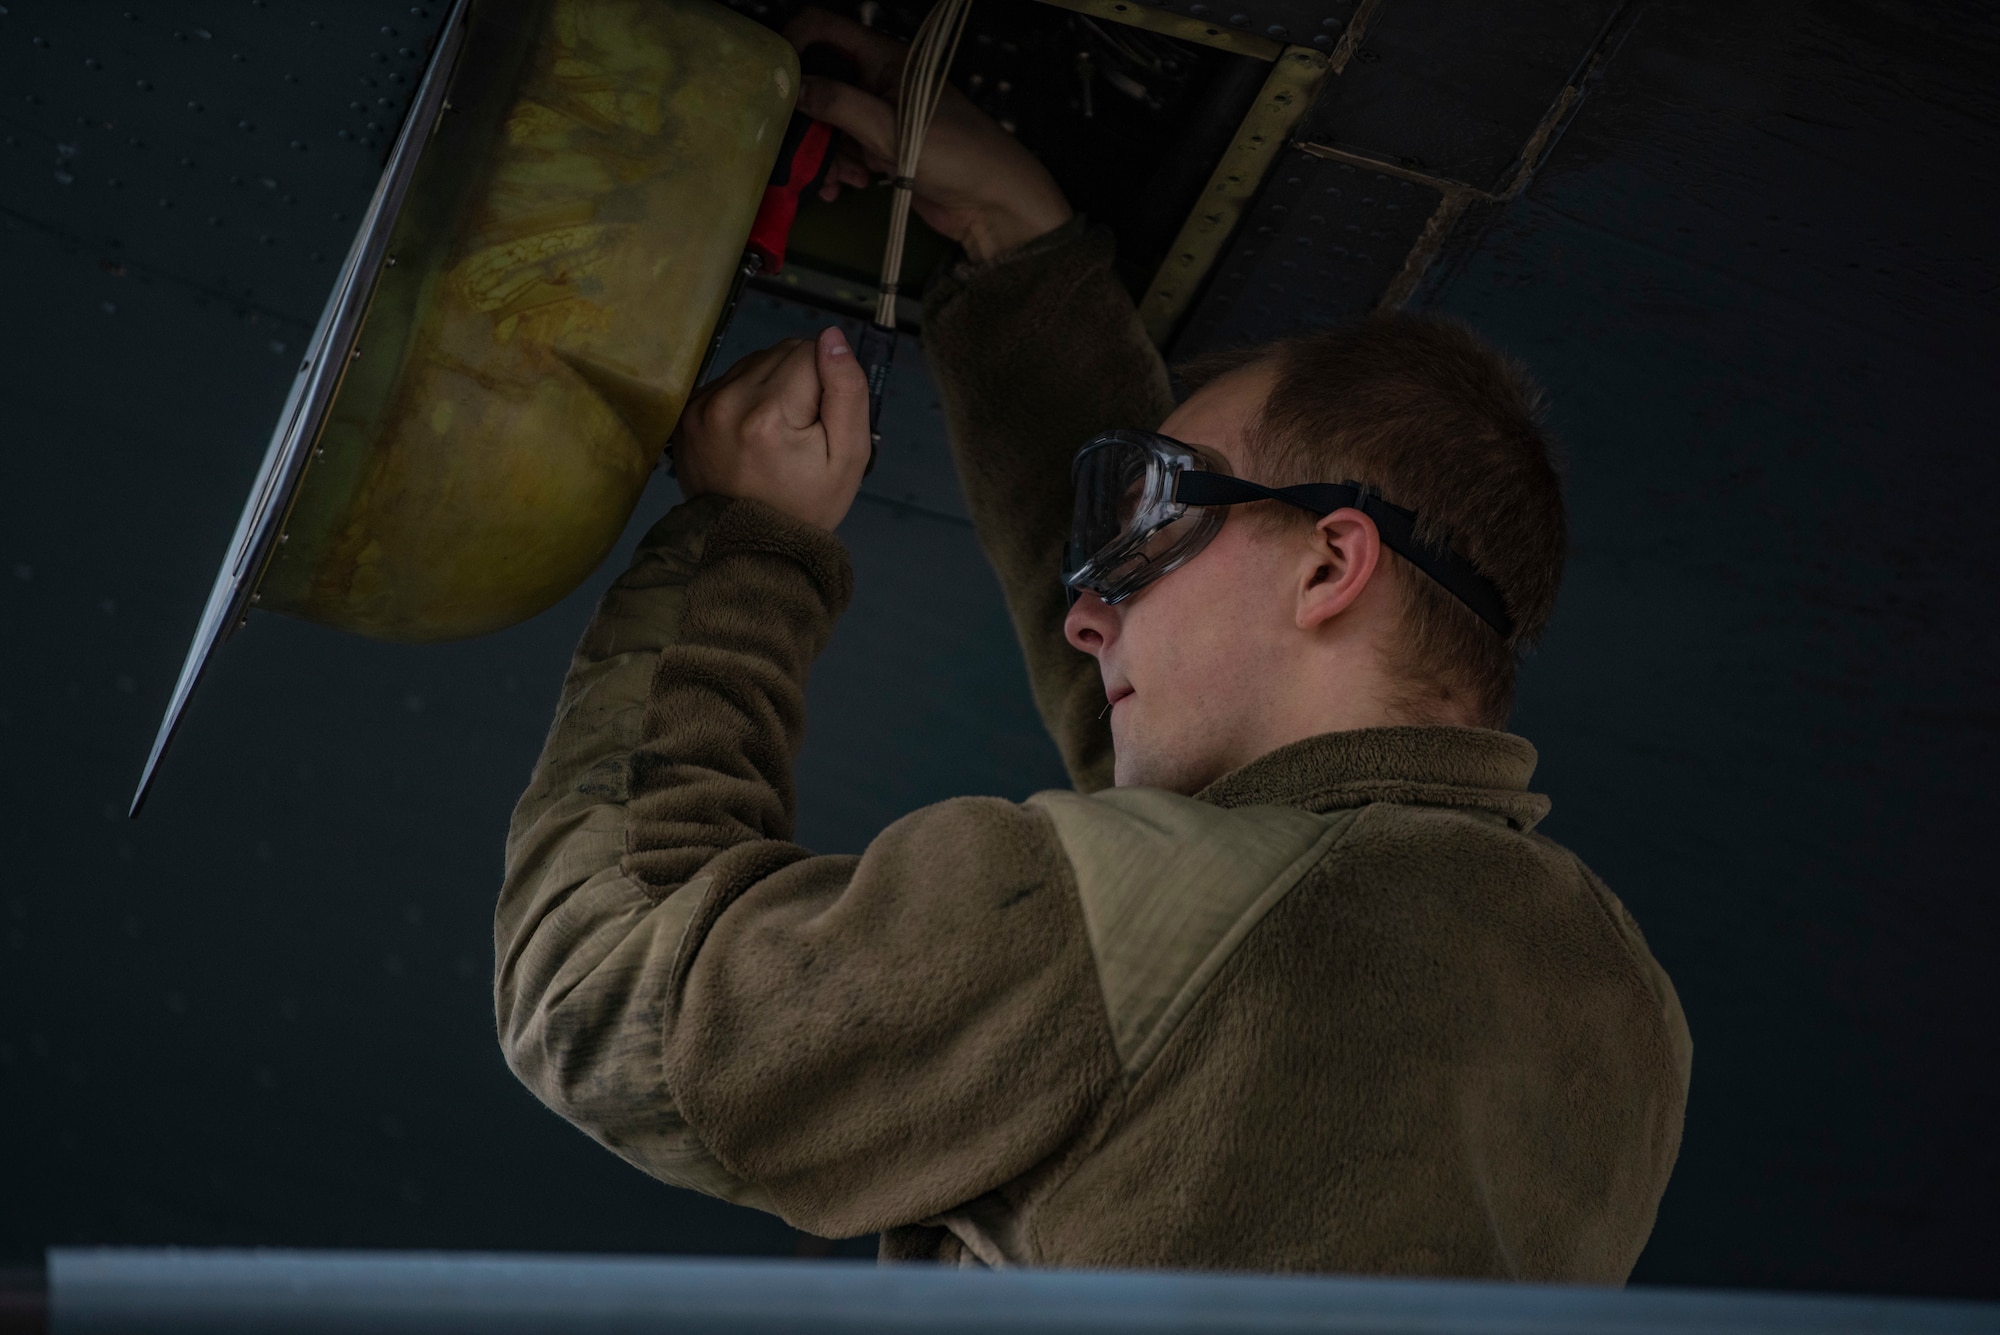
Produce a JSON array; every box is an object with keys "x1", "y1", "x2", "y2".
[{"x1": 495, "y1": 11, "x2": 1690, "y2": 1276}]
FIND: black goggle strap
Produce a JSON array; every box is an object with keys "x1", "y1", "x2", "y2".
[{"x1": 1172, "y1": 471, "x2": 1515, "y2": 639}]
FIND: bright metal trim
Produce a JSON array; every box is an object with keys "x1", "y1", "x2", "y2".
[{"x1": 129, "y1": 0, "x2": 472, "y2": 817}]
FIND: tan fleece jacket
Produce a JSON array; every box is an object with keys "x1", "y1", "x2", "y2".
[{"x1": 495, "y1": 222, "x2": 1690, "y2": 1277}]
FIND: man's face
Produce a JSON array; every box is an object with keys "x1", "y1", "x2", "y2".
[{"x1": 1063, "y1": 365, "x2": 1307, "y2": 794}]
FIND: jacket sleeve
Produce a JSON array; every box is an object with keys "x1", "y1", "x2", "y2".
[
  {"x1": 923, "y1": 220, "x2": 1177, "y2": 794},
  {"x1": 497, "y1": 496, "x2": 1123, "y2": 1239},
  {"x1": 495, "y1": 495, "x2": 773, "y2": 1208}
]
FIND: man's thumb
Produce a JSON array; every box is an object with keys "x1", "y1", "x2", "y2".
[{"x1": 816, "y1": 326, "x2": 872, "y2": 468}]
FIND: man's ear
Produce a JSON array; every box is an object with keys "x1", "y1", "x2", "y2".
[{"x1": 1296, "y1": 508, "x2": 1383, "y2": 630}]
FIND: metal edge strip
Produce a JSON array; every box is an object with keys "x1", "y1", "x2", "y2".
[
  {"x1": 1136, "y1": 43, "x2": 1329, "y2": 347},
  {"x1": 47, "y1": 1248, "x2": 2000, "y2": 1333},
  {"x1": 128, "y1": 0, "x2": 474, "y2": 816}
]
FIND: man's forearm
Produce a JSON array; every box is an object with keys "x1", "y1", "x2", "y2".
[
  {"x1": 622, "y1": 499, "x2": 854, "y2": 887},
  {"x1": 924, "y1": 220, "x2": 1176, "y2": 792}
]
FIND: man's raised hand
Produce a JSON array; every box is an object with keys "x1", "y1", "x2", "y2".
[
  {"x1": 784, "y1": 7, "x2": 1073, "y2": 263},
  {"x1": 674, "y1": 326, "x2": 872, "y2": 533}
]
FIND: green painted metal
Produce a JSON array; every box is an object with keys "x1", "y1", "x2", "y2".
[{"x1": 256, "y1": 0, "x2": 797, "y2": 641}]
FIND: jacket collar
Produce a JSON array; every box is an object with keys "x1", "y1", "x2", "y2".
[{"x1": 1195, "y1": 726, "x2": 1551, "y2": 832}]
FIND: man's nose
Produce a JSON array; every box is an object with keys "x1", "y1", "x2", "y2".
[{"x1": 1064, "y1": 590, "x2": 1116, "y2": 656}]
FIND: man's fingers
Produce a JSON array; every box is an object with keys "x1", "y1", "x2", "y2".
[
  {"x1": 815, "y1": 325, "x2": 873, "y2": 472},
  {"x1": 814, "y1": 140, "x2": 876, "y2": 202},
  {"x1": 819, "y1": 152, "x2": 873, "y2": 203},
  {"x1": 826, "y1": 146, "x2": 876, "y2": 190},
  {"x1": 695, "y1": 339, "x2": 806, "y2": 436},
  {"x1": 784, "y1": 8, "x2": 906, "y2": 93},
  {"x1": 796, "y1": 76, "x2": 899, "y2": 167},
  {"x1": 677, "y1": 324, "x2": 870, "y2": 531},
  {"x1": 765, "y1": 338, "x2": 829, "y2": 435}
]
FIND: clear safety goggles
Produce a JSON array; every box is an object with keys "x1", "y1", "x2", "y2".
[{"x1": 1061, "y1": 429, "x2": 1515, "y2": 638}]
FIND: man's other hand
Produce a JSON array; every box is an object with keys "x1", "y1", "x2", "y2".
[
  {"x1": 785, "y1": 7, "x2": 1074, "y2": 264},
  {"x1": 675, "y1": 326, "x2": 872, "y2": 533}
]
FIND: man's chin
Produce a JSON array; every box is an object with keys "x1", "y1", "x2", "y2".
[{"x1": 1111, "y1": 741, "x2": 1208, "y2": 796}]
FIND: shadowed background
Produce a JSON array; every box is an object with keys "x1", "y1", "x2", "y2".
[{"x1": 2, "y1": 0, "x2": 1995, "y2": 1299}]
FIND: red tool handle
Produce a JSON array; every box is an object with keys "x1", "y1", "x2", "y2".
[{"x1": 746, "y1": 118, "x2": 835, "y2": 275}]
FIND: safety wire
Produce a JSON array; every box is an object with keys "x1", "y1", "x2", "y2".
[
  {"x1": 857, "y1": 0, "x2": 973, "y2": 462},
  {"x1": 879, "y1": 0, "x2": 972, "y2": 329}
]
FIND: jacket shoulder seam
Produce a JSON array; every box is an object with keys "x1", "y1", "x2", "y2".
[
  {"x1": 1122, "y1": 810, "x2": 1357, "y2": 1082},
  {"x1": 1029, "y1": 788, "x2": 1354, "y2": 1080}
]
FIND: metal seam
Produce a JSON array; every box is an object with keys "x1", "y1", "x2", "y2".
[{"x1": 1136, "y1": 44, "x2": 1331, "y2": 346}]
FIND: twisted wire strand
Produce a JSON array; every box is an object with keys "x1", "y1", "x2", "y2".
[{"x1": 877, "y1": 0, "x2": 973, "y2": 328}]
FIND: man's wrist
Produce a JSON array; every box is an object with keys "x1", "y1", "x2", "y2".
[
  {"x1": 961, "y1": 197, "x2": 1076, "y2": 265},
  {"x1": 699, "y1": 496, "x2": 856, "y2": 618}
]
